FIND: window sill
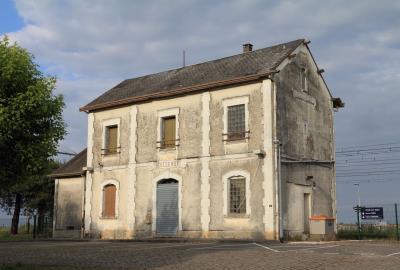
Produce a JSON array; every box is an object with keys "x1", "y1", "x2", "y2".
[
  {"x1": 224, "y1": 214, "x2": 250, "y2": 219},
  {"x1": 224, "y1": 139, "x2": 248, "y2": 144},
  {"x1": 99, "y1": 216, "x2": 118, "y2": 220}
]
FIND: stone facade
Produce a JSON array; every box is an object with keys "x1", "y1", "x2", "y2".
[{"x1": 53, "y1": 42, "x2": 339, "y2": 240}]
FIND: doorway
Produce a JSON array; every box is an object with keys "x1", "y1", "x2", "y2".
[
  {"x1": 303, "y1": 193, "x2": 311, "y2": 234},
  {"x1": 156, "y1": 179, "x2": 179, "y2": 236}
]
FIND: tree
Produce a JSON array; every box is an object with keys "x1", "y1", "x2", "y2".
[{"x1": 0, "y1": 36, "x2": 66, "y2": 234}]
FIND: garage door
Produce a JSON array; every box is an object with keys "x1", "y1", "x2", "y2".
[{"x1": 156, "y1": 179, "x2": 179, "y2": 236}]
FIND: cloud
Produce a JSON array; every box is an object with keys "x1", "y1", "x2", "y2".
[{"x1": 4, "y1": 0, "x2": 400, "y2": 155}]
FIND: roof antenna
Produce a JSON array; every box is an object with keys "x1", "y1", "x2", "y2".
[{"x1": 183, "y1": 50, "x2": 186, "y2": 67}]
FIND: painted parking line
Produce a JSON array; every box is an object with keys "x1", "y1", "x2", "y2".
[
  {"x1": 253, "y1": 243, "x2": 280, "y2": 252},
  {"x1": 286, "y1": 245, "x2": 340, "y2": 252},
  {"x1": 386, "y1": 251, "x2": 400, "y2": 257}
]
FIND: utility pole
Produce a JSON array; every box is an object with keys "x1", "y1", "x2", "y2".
[{"x1": 354, "y1": 183, "x2": 361, "y2": 240}]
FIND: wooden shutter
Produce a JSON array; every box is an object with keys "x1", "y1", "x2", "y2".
[
  {"x1": 107, "y1": 126, "x2": 118, "y2": 154},
  {"x1": 163, "y1": 117, "x2": 176, "y2": 148},
  {"x1": 103, "y1": 185, "x2": 116, "y2": 218}
]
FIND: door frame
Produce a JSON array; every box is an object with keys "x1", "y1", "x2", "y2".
[
  {"x1": 303, "y1": 193, "x2": 312, "y2": 234},
  {"x1": 152, "y1": 172, "x2": 182, "y2": 234}
]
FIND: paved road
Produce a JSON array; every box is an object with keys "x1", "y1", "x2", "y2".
[{"x1": 1, "y1": 240, "x2": 400, "y2": 269}]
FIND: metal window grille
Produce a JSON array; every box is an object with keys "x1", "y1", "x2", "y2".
[
  {"x1": 227, "y1": 104, "x2": 245, "y2": 140},
  {"x1": 229, "y1": 177, "x2": 246, "y2": 214}
]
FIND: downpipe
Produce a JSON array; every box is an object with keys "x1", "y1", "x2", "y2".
[{"x1": 273, "y1": 139, "x2": 284, "y2": 243}]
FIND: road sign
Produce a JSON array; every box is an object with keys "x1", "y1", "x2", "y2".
[{"x1": 361, "y1": 207, "x2": 384, "y2": 220}]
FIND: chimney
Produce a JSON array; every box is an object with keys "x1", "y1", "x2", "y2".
[{"x1": 242, "y1": 43, "x2": 253, "y2": 53}]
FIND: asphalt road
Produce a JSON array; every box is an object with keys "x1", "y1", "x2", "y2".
[{"x1": 1, "y1": 240, "x2": 400, "y2": 269}]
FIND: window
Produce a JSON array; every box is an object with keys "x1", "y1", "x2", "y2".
[
  {"x1": 103, "y1": 184, "x2": 116, "y2": 218},
  {"x1": 227, "y1": 104, "x2": 246, "y2": 140},
  {"x1": 229, "y1": 176, "x2": 246, "y2": 214},
  {"x1": 161, "y1": 116, "x2": 176, "y2": 149},
  {"x1": 157, "y1": 108, "x2": 179, "y2": 150},
  {"x1": 300, "y1": 67, "x2": 307, "y2": 91},
  {"x1": 104, "y1": 125, "x2": 118, "y2": 154},
  {"x1": 222, "y1": 96, "x2": 249, "y2": 143}
]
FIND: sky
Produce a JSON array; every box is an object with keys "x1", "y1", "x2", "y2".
[{"x1": 0, "y1": 0, "x2": 400, "y2": 222}]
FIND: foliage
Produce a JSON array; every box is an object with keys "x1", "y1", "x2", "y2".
[
  {"x1": 338, "y1": 225, "x2": 399, "y2": 240},
  {"x1": 0, "y1": 36, "x2": 66, "y2": 230}
]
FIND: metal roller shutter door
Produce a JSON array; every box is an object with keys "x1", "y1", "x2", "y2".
[{"x1": 156, "y1": 183, "x2": 178, "y2": 235}]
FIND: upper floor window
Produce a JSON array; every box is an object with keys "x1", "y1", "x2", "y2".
[
  {"x1": 161, "y1": 116, "x2": 176, "y2": 149},
  {"x1": 227, "y1": 104, "x2": 246, "y2": 140},
  {"x1": 105, "y1": 125, "x2": 118, "y2": 154},
  {"x1": 102, "y1": 118, "x2": 120, "y2": 155},
  {"x1": 103, "y1": 184, "x2": 117, "y2": 218},
  {"x1": 222, "y1": 96, "x2": 249, "y2": 142},
  {"x1": 157, "y1": 108, "x2": 180, "y2": 150},
  {"x1": 300, "y1": 67, "x2": 307, "y2": 92}
]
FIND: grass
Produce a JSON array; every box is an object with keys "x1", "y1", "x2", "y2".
[
  {"x1": 338, "y1": 225, "x2": 399, "y2": 240},
  {"x1": 0, "y1": 228, "x2": 33, "y2": 241}
]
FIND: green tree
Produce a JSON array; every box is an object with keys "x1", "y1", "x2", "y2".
[{"x1": 0, "y1": 36, "x2": 66, "y2": 234}]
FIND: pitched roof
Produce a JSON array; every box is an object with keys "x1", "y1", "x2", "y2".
[
  {"x1": 50, "y1": 149, "x2": 87, "y2": 178},
  {"x1": 81, "y1": 39, "x2": 305, "y2": 112}
]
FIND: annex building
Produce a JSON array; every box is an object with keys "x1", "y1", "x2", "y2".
[{"x1": 51, "y1": 39, "x2": 343, "y2": 240}]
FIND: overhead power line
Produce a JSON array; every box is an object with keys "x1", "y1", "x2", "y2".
[
  {"x1": 336, "y1": 162, "x2": 400, "y2": 168},
  {"x1": 336, "y1": 141, "x2": 400, "y2": 150}
]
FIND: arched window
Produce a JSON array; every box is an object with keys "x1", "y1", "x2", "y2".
[
  {"x1": 103, "y1": 184, "x2": 116, "y2": 218},
  {"x1": 228, "y1": 176, "x2": 246, "y2": 214},
  {"x1": 223, "y1": 170, "x2": 250, "y2": 217}
]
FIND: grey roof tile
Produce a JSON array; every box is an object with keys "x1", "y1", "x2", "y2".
[
  {"x1": 82, "y1": 39, "x2": 304, "y2": 111},
  {"x1": 51, "y1": 149, "x2": 87, "y2": 178}
]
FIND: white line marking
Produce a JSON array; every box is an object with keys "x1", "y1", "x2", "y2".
[
  {"x1": 287, "y1": 245, "x2": 340, "y2": 252},
  {"x1": 387, "y1": 251, "x2": 400, "y2": 257},
  {"x1": 253, "y1": 242, "x2": 280, "y2": 252},
  {"x1": 324, "y1": 252, "x2": 339, "y2": 255}
]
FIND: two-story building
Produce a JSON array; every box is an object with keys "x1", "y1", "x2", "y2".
[{"x1": 51, "y1": 39, "x2": 343, "y2": 240}]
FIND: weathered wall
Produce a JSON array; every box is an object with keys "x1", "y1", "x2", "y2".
[
  {"x1": 86, "y1": 81, "x2": 272, "y2": 239},
  {"x1": 54, "y1": 177, "x2": 84, "y2": 238},
  {"x1": 275, "y1": 44, "x2": 335, "y2": 237}
]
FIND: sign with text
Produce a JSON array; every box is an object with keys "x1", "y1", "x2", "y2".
[{"x1": 361, "y1": 207, "x2": 384, "y2": 220}]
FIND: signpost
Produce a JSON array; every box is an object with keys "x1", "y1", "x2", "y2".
[
  {"x1": 353, "y1": 206, "x2": 385, "y2": 240},
  {"x1": 360, "y1": 207, "x2": 384, "y2": 220}
]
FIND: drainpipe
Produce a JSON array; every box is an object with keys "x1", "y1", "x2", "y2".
[{"x1": 274, "y1": 139, "x2": 283, "y2": 242}]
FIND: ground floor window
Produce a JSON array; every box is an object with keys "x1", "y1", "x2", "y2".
[
  {"x1": 103, "y1": 184, "x2": 117, "y2": 218},
  {"x1": 229, "y1": 176, "x2": 246, "y2": 215}
]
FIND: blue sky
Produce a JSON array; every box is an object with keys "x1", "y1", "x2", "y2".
[{"x1": 1, "y1": 0, "x2": 400, "y2": 222}]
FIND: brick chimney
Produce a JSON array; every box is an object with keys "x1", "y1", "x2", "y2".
[{"x1": 242, "y1": 43, "x2": 253, "y2": 53}]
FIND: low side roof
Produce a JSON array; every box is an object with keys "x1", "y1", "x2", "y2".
[
  {"x1": 81, "y1": 39, "x2": 305, "y2": 112},
  {"x1": 50, "y1": 148, "x2": 87, "y2": 178}
]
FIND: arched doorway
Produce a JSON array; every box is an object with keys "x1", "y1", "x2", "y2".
[{"x1": 156, "y1": 178, "x2": 179, "y2": 235}]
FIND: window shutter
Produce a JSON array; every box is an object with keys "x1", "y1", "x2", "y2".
[
  {"x1": 107, "y1": 126, "x2": 118, "y2": 153},
  {"x1": 163, "y1": 117, "x2": 176, "y2": 148},
  {"x1": 103, "y1": 185, "x2": 116, "y2": 218}
]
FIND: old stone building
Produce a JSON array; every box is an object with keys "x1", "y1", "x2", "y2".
[{"x1": 51, "y1": 39, "x2": 343, "y2": 240}]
